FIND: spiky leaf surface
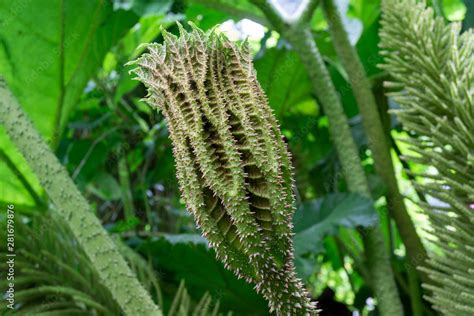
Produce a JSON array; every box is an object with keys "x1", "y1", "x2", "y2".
[
  {"x1": 380, "y1": 1, "x2": 474, "y2": 315},
  {"x1": 130, "y1": 23, "x2": 316, "y2": 314}
]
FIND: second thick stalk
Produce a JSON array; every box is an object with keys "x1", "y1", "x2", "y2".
[{"x1": 321, "y1": 0, "x2": 427, "y2": 280}]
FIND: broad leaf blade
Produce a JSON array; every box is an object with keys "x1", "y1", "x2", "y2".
[
  {"x1": 137, "y1": 236, "x2": 268, "y2": 315},
  {"x1": 293, "y1": 193, "x2": 378, "y2": 256},
  {"x1": 0, "y1": 1, "x2": 138, "y2": 207},
  {"x1": 254, "y1": 47, "x2": 313, "y2": 118}
]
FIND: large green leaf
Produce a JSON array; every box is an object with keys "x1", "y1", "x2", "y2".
[
  {"x1": 293, "y1": 193, "x2": 378, "y2": 256},
  {"x1": 254, "y1": 47, "x2": 314, "y2": 118},
  {"x1": 0, "y1": 1, "x2": 138, "y2": 207},
  {"x1": 355, "y1": 18, "x2": 383, "y2": 77},
  {"x1": 0, "y1": 1, "x2": 138, "y2": 139},
  {"x1": 137, "y1": 236, "x2": 268, "y2": 315},
  {"x1": 254, "y1": 47, "x2": 329, "y2": 198}
]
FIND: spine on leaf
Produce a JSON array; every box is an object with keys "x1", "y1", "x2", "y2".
[
  {"x1": 380, "y1": 1, "x2": 474, "y2": 315},
  {"x1": 130, "y1": 23, "x2": 316, "y2": 315}
]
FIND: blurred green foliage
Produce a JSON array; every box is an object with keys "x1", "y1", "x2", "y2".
[{"x1": 0, "y1": 0, "x2": 470, "y2": 314}]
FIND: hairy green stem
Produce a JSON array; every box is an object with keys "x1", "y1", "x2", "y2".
[
  {"x1": 407, "y1": 265, "x2": 423, "y2": 316},
  {"x1": 0, "y1": 81, "x2": 161, "y2": 316},
  {"x1": 321, "y1": 0, "x2": 428, "y2": 281},
  {"x1": 394, "y1": 267, "x2": 435, "y2": 316},
  {"x1": 251, "y1": 1, "x2": 403, "y2": 315}
]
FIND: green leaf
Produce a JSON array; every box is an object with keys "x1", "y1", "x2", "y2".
[
  {"x1": 355, "y1": 18, "x2": 383, "y2": 77},
  {"x1": 119, "y1": 14, "x2": 172, "y2": 61},
  {"x1": 87, "y1": 172, "x2": 122, "y2": 201},
  {"x1": 0, "y1": 1, "x2": 137, "y2": 140},
  {"x1": 328, "y1": 63, "x2": 359, "y2": 117},
  {"x1": 138, "y1": 236, "x2": 268, "y2": 315},
  {"x1": 293, "y1": 193, "x2": 378, "y2": 256},
  {"x1": 254, "y1": 47, "x2": 313, "y2": 118},
  {"x1": 0, "y1": 143, "x2": 43, "y2": 207},
  {"x1": 289, "y1": 98, "x2": 319, "y2": 116},
  {"x1": 0, "y1": 1, "x2": 138, "y2": 207},
  {"x1": 65, "y1": 138, "x2": 110, "y2": 184},
  {"x1": 110, "y1": 216, "x2": 141, "y2": 233}
]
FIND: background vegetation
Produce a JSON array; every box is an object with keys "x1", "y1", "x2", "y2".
[{"x1": 0, "y1": 0, "x2": 471, "y2": 315}]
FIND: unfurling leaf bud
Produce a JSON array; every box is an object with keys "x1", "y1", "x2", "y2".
[{"x1": 129, "y1": 22, "x2": 317, "y2": 315}]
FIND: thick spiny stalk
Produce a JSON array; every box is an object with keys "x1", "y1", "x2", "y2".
[
  {"x1": 130, "y1": 23, "x2": 316, "y2": 315},
  {"x1": 380, "y1": 1, "x2": 474, "y2": 315},
  {"x1": 0, "y1": 81, "x2": 161, "y2": 316},
  {"x1": 321, "y1": 0, "x2": 428, "y2": 281}
]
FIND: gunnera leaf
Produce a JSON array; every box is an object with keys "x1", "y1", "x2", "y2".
[{"x1": 129, "y1": 22, "x2": 317, "y2": 315}]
